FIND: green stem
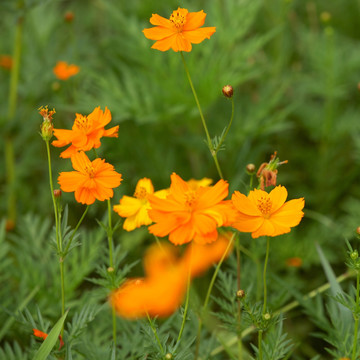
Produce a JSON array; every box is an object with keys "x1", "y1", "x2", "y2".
[
  {"x1": 5, "y1": 6, "x2": 23, "y2": 225},
  {"x1": 259, "y1": 237, "x2": 270, "y2": 360},
  {"x1": 177, "y1": 244, "x2": 193, "y2": 344},
  {"x1": 63, "y1": 205, "x2": 89, "y2": 258},
  {"x1": 352, "y1": 270, "x2": 360, "y2": 360},
  {"x1": 235, "y1": 236, "x2": 243, "y2": 360},
  {"x1": 195, "y1": 233, "x2": 235, "y2": 359},
  {"x1": 215, "y1": 97, "x2": 235, "y2": 154},
  {"x1": 107, "y1": 198, "x2": 116, "y2": 348},
  {"x1": 180, "y1": 52, "x2": 224, "y2": 179},
  {"x1": 146, "y1": 313, "x2": 164, "y2": 354}
]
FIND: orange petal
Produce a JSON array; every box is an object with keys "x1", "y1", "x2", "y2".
[
  {"x1": 150, "y1": 35, "x2": 179, "y2": 51},
  {"x1": 168, "y1": 221, "x2": 195, "y2": 245},
  {"x1": 268, "y1": 186, "x2": 288, "y2": 213},
  {"x1": 232, "y1": 212, "x2": 264, "y2": 233},
  {"x1": 149, "y1": 13, "x2": 172, "y2": 27},
  {"x1": 270, "y1": 198, "x2": 305, "y2": 227},
  {"x1": 103, "y1": 125, "x2": 119, "y2": 138},
  {"x1": 58, "y1": 171, "x2": 87, "y2": 192},
  {"x1": 71, "y1": 151, "x2": 91, "y2": 173},
  {"x1": 183, "y1": 10, "x2": 206, "y2": 31},
  {"x1": 75, "y1": 187, "x2": 96, "y2": 205},
  {"x1": 232, "y1": 191, "x2": 262, "y2": 216},
  {"x1": 183, "y1": 27, "x2": 216, "y2": 44},
  {"x1": 142, "y1": 26, "x2": 175, "y2": 40},
  {"x1": 193, "y1": 229, "x2": 218, "y2": 245},
  {"x1": 114, "y1": 196, "x2": 142, "y2": 217},
  {"x1": 59, "y1": 145, "x2": 78, "y2": 159},
  {"x1": 197, "y1": 179, "x2": 228, "y2": 209},
  {"x1": 251, "y1": 219, "x2": 276, "y2": 238},
  {"x1": 172, "y1": 34, "x2": 192, "y2": 52}
]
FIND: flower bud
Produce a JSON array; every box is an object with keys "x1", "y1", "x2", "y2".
[
  {"x1": 350, "y1": 250, "x2": 359, "y2": 260},
  {"x1": 222, "y1": 85, "x2": 233, "y2": 98},
  {"x1": 54, "y1": 189, "x2": 62, "y2": 199},
  {"x1": 246, "y1": 164, "x2": 256, "y2": 174},
  {"x1": 236, "y1": 289, "x2": 245, "y2": 299},
  {"x1": 107, "y1": 267, "x2": 114, "y2": 273},
  {"x1": 356, "y1": 226, "x2": 360, "y2": 236},
  {"x1": 64, "y1": 11, "x2": 74, "y2": 23},
  {"x1": 165, "y1": 354, "x2": 173, "y2": 360},
  {"x1": 39, "y1": 106, "x2": 55, "y2": 141},
  {"x1": 263, "y1": 313, "x2": 271, "y2": 321},
  {"x1": 320, "y1": 11, "x2": 331, "y2": 23}
]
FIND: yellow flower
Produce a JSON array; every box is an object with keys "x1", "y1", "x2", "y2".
[
  {"x1": 113, "y1": 178, "x2": 166, "y2": 231},
  {"x1": 231, "y1": 186, "x2": 304, "y2": 238}
]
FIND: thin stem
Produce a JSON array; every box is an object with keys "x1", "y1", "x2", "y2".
[
  {"x1": 180, "y1": 52, "x2": 224, "y2": 179},
  {"x1": 352, "y1": 270, "x2": 360, "y2": 360},
  {"x1": 107, "y1": 198, "x2": 116, "y2": 349},
  {"x1": 235, "y1": 236, "x2": 243, "y2": 360},
  {"x1": 6, "y1": 6, "x2": 23, "y2": 225},
  {"x1": 259, "y1": 237, "x2": 270, "y2": 360},
  {"x1": 195, "y1": 233, "x2": 235, "y2": 359},
  {"x1": 63, "y1": 205, "x2": 89, "y2": 257},
  {"x1": 146, "y1": 313, "x2": 164, "y2": 354},
  {"x1": 215, "y1": 97, "x2": 235, "y2": 154},
  {"x1": 177, "y1": 244, "x2": 193, "y2": 344}
]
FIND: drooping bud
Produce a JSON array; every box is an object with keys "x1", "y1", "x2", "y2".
[
  {"x1": 39, "y1": 105, "x2": 55, "y2": 141},
  {"x1": 222, "y1": 85, "x2": 233, "y2": 98}
]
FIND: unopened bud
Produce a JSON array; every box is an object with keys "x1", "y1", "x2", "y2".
[
  {"x1": 64, "y1": 11, "x2": 74, "y2": 23},
  {"x1": 165, "y1": 354, "x2": 173, "y2": 359},
  {"x1": 356, "y1": 227, "x2": 360, "y2": 236},
  {"x1": 39, "y1": 106, "x2": 55, "y2": 141},
  {"x1": 54, "y1": 189, "x2": 62, "y2": 198},
  {"x1": 222, "y1": 85, "x2": 233, "y2": 98},
  {"x1": 236, "y1": 289, "x2": 245, "y2": 299},
  {"x1": 351, "y1": 250, "x2": 359, "y2": 260},
  {"x1": 107, "y1": 267, "x2": 114, "y2": 273},
  {"x1": 246, "y1": 164, "x2": 256, "y2": 174},
  {"x1": 263, "y1": 313, "x2": 271, "y2": 321},
  {"x1": 320, "y1": 11, "x2": 331, "y2": 23}
]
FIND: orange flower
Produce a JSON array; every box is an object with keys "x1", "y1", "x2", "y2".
[
  {"x1": 143, "y1": 7, "x2": 216, "y2": 52},
  {"x1": 52, "y1": 106, "x2": 119, "y2": 158},
  {"x1": 58, "y1": 151, "x2": 122, "y2": 205},
  {"x1": 53, "y1": 61, "x2": 79, "y2": 80},
  {"x1": 231, "y1": 186, "x2": 304, "y2": 239},
  {"x1": 286, "y1": 257, "x2": 302, "y2": 267},
  {"x1": 110, "y1": 232, "x2": 233, "y2": 319},
  {"x1": 0, "y1": 55, "x2": 12, "y2": 70},
  {"x1": 148, "y1": 173, "x2": 235, "y2": 245},
  {"x1": 113, "y1": 178, "x2": 166, "y2": 231},
  {"x1": 33, "y1": 328, "x2": 64, "y2": 350}
]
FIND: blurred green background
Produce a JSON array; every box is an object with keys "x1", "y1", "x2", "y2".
[{"x1": 1, "y1": 0, "x2": 360, "y2": 358}]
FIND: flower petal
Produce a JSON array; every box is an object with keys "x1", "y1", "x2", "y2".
[
  {"x1": 150, "y1": 34, "x2": 178, "y2": 52},
  {"x1": 232, "y1": 190, "x2": 262, "y2": 216},
  {"x1": 183, "y1": 27, "x2": 216, "y2": 44},
  {"x1": 149, "y1": 13, "x2": 172, "y2": 27},
  {"x1": 183, "y1": 10, "x2": 206, "y2": 31},
  {"x1": 142, "y1": 26, "x2": 175, "y2": 40},
  {"x1": 251, "y1": 219, "x2": 276, "y2": 238},
  {"x1": 197, "y1": 179, "x2": 228, "y2": 209},
  {"x1": 269, "y1": 186, "x2": 288, "y2": 213}
]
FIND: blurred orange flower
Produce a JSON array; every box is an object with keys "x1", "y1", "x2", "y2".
[
  {"x1": 231, "y1": 186, "x2": 304, "y2": 239},
  {"x1": 58, "y1": 151, "x2": 122, "y2": 205},
  {"x1": 52, "y1": 106, "x2": 119, "y2": 158},
  {"x1": 110, "y1": 232, "x2": 233, "y2": 319},
  {"x1": 286, "y1": 257, "x2": 303, "y2": 267},
  {"x1": 53, "y1": 61, "x2": 79, "y2": 80},
  {"x1": 113, "y1": 178, "x2": 166, "y2": 231},
  {"x1": 33, "y1": 328, "x2": 64, "y2": 349},
  {"x1": 0, "y1": 55, "x2": 12, "y2": 70},
  {"x1": 143, "y1": 7, "x2": 216, "y2": 52},
  {"x1": 148, "y1": 173, "x2": 235, "y2": 245}
]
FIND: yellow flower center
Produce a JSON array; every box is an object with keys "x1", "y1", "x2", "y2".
[
  {"x1": 74, "y1": 114, "x2": 93, "y2": 133},
  {"x1": 185, "y1": 190, "x2": 197, "y2": 209},
  {"x1": 134, "y1": 186, "x2": 148, "y2": 200},
  {"x1": 84, "y1": 163, "x2": 95, "y2": 178},
  {"x1": 257, "y1": 196, "x2": 272, "y2": 218},
  {"x1": 169, "y1": 10, "x2": 186, "y2": 31}
]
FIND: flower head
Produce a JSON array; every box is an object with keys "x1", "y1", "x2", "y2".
[
  {"x1": 58, "y1": 151, "x2": 122, "y2": 205},
  {"x1": 286, "y1": 257, "x2": 303, "y2": 267},
  {"x1": 33, "y1": 328, "x2": 64, "y2": 350},
  {"x1": 53, "y1": 61, "x2": 79, "y2": 80},
  {"x1": 148, "y1": 173, "x2": 236, "y2": 245},
  {"x1": 143, "y1": 7, "x2": 216, "y2": 52},
  {"x1": 52, "y1": 106, "x2": 119, "y2": 158},
  {"x1": 0, "y1": 55, "x2": 12, "y2": 70},
  {"x1": 113, "y1": 178, "x2": 166, "y2": 231},
  {"x1": 231, "y1": 185, "x2": 304, "y2": 239}
]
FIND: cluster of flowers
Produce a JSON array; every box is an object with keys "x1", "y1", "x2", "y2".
[{"x1": 39, "y1": 104, "x2": 305, "y2": 319}]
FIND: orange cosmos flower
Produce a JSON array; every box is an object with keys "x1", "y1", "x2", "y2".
[
  {"x1": 52, "y1": 106, "x2": 119, "y2": 158},
  {"x1": 286, "y1": 257, "x2": 303, "y2": 267},
  {"x1": 58, "y1": 151, "x2": 122, "y2": 205},
  {"x1": 148, "y1": 173, "x2": 236, "y2": 245},
  {"x1": 33, "y1": 328, "x2": 64, "y2": 350},
  {"x1": 53, "y1": 60, "x2": 79, "y2": 80},
  {"x1": 143, "y1": 7, "x2": 216, "y2": 52},
  {"x1": 113, "y1": 178, "x2": 166, "y2": 231},
  {"x1": 110, "y1": 232, "x2": 233, "y2": 319},
  {"x1": 231, "y1": 186, "x2": 305, "y2": 239},
  {"x1": 0, "y1": 55, "x2": 12, "y2": 70}
]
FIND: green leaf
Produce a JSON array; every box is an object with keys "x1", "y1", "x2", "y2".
[{"x1": 33, "y1": 310, "x2": 68, "y2": 360}]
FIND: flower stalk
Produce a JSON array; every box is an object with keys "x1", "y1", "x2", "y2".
[{"x1": 352, "y1": 269, "x2": 360, "y2": 360}]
